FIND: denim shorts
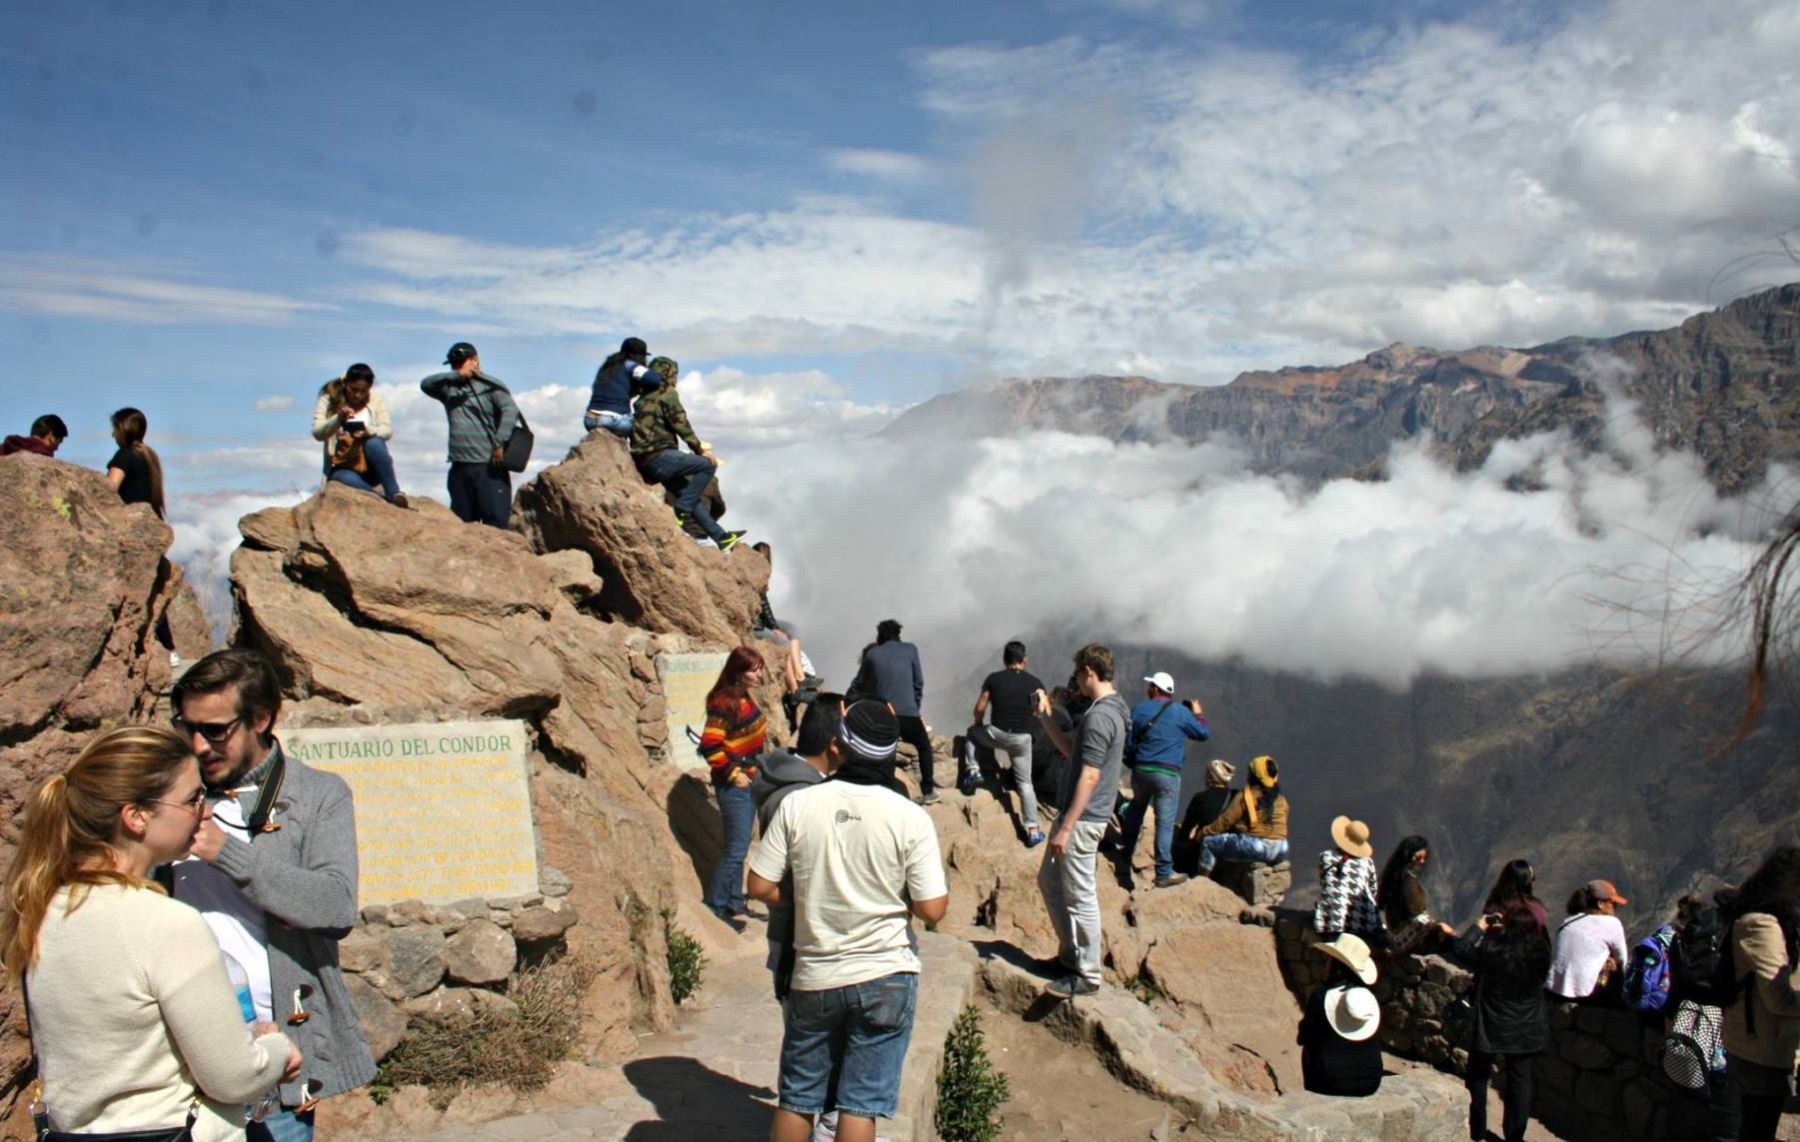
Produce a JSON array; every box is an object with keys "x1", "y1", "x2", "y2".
[{"x1": 778, "y1": 971, "x2": 919, "y2": 1120}]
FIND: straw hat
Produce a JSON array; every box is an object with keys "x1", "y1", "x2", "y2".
[
  {"x1": 1323, "y1": 985, "x2": 1382, "y2": 1042},
  {"x1": 1330, "y1": 815, "x2": 1374, "y2": 859},
  {"x1": 1314, "y1": 932, "x2": 1378, "y2": 985}
]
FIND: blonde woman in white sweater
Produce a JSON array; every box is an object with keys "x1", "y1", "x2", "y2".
[{"x1": 0, "y1": 726, "x2": 299, "y2": 1141}]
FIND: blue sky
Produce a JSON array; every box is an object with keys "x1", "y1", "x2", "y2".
[{"x1": 3, "y1": 0, "x2": 1796, "y2": 506}]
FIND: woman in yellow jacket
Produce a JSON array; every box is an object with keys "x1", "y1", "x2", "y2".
[{"x1": 1722, "y1": 844, "x2": 1800, "y2": 1142}]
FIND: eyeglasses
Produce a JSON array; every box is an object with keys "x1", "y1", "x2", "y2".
[
  {"x1": 152, "y1": 787, "x2": 208, "y2": 812},
  {"x1": 172, "y1": 715, "x2": 243, "y2": 744}
]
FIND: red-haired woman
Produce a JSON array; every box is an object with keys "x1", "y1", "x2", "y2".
[{"x1": 700, "y1": 646, "x2": 768, "y2": 930}]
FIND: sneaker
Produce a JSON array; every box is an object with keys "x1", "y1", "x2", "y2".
[
  {"x1": 1024, "y1": 830, "x2": 1046, "y2": 848},
  {"x1": 1044, "y1": 974, "x2": 1099, "y2": 999},
  {"x1": 919, "y1": 791, "x2": 941, "y2": 806},
  {"x1": 390, "y1": 492, "x2": 410, "y2": 509},
  {"x1": 719, "y1": 530, "x2": 747, "y2": 552},
  {"x1": 679, "y1": 515, "x2": 709, "y2": 540},
  {"x1": 692, "y1": 536, "x2": 719, "y2": 549},
  {"x1": 1154, "y1": 873, "x2": 1189, "y2": 889}
]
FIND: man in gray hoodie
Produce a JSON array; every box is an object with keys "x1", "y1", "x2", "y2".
[
  {"x1": 170, "y1": 650, "x2": 375, "y2": 1142},
  {"x1": 853, "y1": 619, "x2": 937, "y2": 804},
  {"x1": 752, "y1": 694, "x2": 845, "y2": 999}
]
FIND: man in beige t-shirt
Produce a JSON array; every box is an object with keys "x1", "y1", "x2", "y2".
[{"x1": 748, "y1": 701, "x2": 948, "y2": 1142}]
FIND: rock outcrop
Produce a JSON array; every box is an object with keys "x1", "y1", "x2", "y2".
[{"x1": 0, "y1": 453, "x2": 214, "y2": 1128}]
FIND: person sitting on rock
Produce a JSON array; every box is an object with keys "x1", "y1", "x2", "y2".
[
  {"x1": 1116, "y1": 671, "x2": 1211, "y2": 890},
  {"x1": 1300, "y1": 933, "x2": 1384, "y2": 1097},
  {"x1": 1173, "y1": 759, "x2": 1235, "y2": 874},
  {"x1": 107, "y1": 407, "x2": 165, "y2": 519},
  {"x1": 750, "y1": 542, "x2": 807, "y2": 696},
  {"x1": 2, "y1": 413, "x2": 67, "y2": 457},
  {"x1": 1546, "y1": 879, "x2": 1631, "y2": 1002},
  {"x1": 1195, "y1": 755, "x2": 1288, "y2": 876},
  {"x1": 1315, "y1": 816, "x2": 1387, "y2": 945},
  {"x1": 628, "y1": 356, "x2": 745, "y2": 551},
  {"x1": 1378, "y1": 834, "x2": 1457, "y2": 956},
  {"x1": 584, "y1": 336, "x2": 657, "y2": 438},
  {"x1": 310, "y1": 364, "x2": 407, "y2": 507}
]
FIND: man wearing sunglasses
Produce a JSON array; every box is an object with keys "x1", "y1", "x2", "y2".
[{"x1": 168, "y1": 649, "x2": 374, "y2": 1142}]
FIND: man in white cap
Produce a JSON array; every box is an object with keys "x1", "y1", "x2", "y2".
[{"x1": 1117, "y1": 670, "x2": 1211, "y2": 889}]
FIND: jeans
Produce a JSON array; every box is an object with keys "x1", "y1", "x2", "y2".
[
  {"x1": 1466, "y1": 1051, "x2": 1533, "y2": 1142},
  {"x1": 247, "y1": 1108, "x2": 314, "y2": 1142},
  {"x1": 446, "y1": 461, "x2": 511, "y2": 527},
  {"x1": 1118, "y1": 770, "x2": 1180, "y2": 879},
  {"x1": 1723, "y1": 1054, "x2": 1793, "y2": 1142},
  {"x1": 706, "y1": 782, "x2": 753, "y2": 914},
  {"x1": 1039, "y1": 819, "x2": 1108, "y2": 986},
  {"x1": 327, "y1": 435, "x2": 401, "y2": 500},
  {"x1": 583, "y1": 409, "x2": 634, "y2": 436},
  {"x1": 779, "y1": 972, "x2": 918, "y2": 1120},
  {"x1": 1197, "y1": 833, "x2": 1288, "y2": 873},
  {"x1": 897, "y1": 714, "x2": 934, "y2": 793},
  {"x1": 637, "y1": 449, "x2": 726, "y2": 542},
  {"x1": 987, "y1": 727, "x2": 1039, "y2": 830}
]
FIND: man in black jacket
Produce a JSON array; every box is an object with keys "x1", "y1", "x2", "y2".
[{"x1": 852, "y1": 619, "x2": 936, "y2": 804}]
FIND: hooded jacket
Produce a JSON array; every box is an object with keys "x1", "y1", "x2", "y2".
[
  {"x1": 1, "y1": 434, "x2": 53, "y2": 457},
  {"x1": 751, "y1": 750, "x2": 830, "y2": 994}
]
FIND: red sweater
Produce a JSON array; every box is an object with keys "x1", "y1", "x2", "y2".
[{"x1": 700, "y1": 693, "x2": 766, "y2": 784}]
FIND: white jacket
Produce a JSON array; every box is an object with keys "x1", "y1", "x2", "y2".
[{"x1": 310, "y1": 389, "x2": 393, "y2": 473}]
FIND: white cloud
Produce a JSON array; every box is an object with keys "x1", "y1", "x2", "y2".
[
  {"x1": 0, "y1": 256, "x2": 334, "y2": 325},
  {"x1": 254, "y1": 395, "x2": 295, "y2": 413},
  {"x1": 828, "y1": 149, "x2": 934, "y2": 181}
]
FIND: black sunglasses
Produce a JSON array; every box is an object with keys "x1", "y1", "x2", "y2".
[{"x1": 172, "y1": 715, "x2": 244, "y2": 744}]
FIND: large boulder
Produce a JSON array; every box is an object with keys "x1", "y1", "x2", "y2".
[
  {"x1": 511, "y1": 436, "x2": 768, "y2": 645},
  {"x1": 0, "y1": 455, "x2": 219, "y2": 1132}
]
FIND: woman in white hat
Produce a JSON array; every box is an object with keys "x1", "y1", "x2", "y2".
[
  {"x1": 1315, "y1": 815, "x2": 1387, "y2": 945},
  {"x1": 1300, "y1": 933, "x2": 1384, "y2": 1096}
]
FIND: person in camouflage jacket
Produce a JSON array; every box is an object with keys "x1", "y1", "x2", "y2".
[{"x1": 630, "y1": 357, "x2": 744, "y2": 550}]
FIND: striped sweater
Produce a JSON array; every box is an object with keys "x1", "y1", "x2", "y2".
[
  {"x1": 420, "y1": 370, "x2": 521, "y2": 464},
  {"x1": 1314, "y1": 851, "x2": 1386, "y2": 938},
  {"x1": 700, "y1": 694, "x2": 767, "y2": 785}
]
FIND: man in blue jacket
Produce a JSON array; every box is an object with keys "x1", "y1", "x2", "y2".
[
  {"x1": 1117, "y1": 670, "x2": 1210, "y2": 889},
  {"x1": 852, "y1": 619, "x2": 937, "y2": 804}
]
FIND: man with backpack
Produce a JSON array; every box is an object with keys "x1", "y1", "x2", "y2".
[
  {"x1": 1114, "y1": 671, "x2": 1211, "y2": 890},
  {"x1": 420, "y1": 342, "x2": 522, "y2": 527}
]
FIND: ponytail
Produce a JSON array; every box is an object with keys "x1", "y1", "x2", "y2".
[
  {"x1": 109, "y1": 407, "x2": 165, "y2": 519},
  {"x1": 0, "y1": 727, "x2": 192, "y2": 981},
  {"x1": 140, "y1": 443, "x2": 165, "y2": 519}
]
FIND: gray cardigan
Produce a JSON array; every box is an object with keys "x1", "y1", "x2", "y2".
[
  {"x1": 857, "y1": 639, "x2": 925, "y2": 717},
  {"x1": 202, "y1": 744, "x2": 376, "y2": 1105}
]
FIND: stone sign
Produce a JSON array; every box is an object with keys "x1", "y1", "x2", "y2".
[
  {"x1": 657, "y1": 651, "x2": 728, "y2": 773},
  {"x1": 283, "y1": 719, "x2": 537, "y2": 906}
]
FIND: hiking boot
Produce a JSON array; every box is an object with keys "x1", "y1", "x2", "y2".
[
  {"x1": 1024, "y1": 829, "x2": 1046, "y2": 848},
  {"x1": 390, "y1": 492, "x2": 410, "y2": 509},
  {"x1": 1044, "y1": 974, "x2": 1099, "y2": 999},
  {"x1": 719, "y1": 530, "x2": 747, "y2": 552},
  {"x1": 918, "y1": 791, "x2": 941, "y2": 806},
  {"x1": 1154, "y1": 873, "x2": 1189, "y2": 889}
]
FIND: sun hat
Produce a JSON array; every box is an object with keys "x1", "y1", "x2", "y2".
[
  {"x1": 1314, "y1": 932, "x2": 1378, "y2": 985},
  {"x1": 1323, "y1": 985, "x2": 1382, "y2": 1041},
  {"x1": 1144, "y1": 671, "x2": 1175, "y2": 694},
  {"x1": 1331, "y1": 815, "x2": 1374, "y2": 859}
]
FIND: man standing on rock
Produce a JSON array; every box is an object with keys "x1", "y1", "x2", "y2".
[
  {"x1": 852, "y1": 619, "x2": 937, "y2": 804},
  {"x1": 420, "y1": 341, "x2": 522, "y2": 528},
  {"x1": 1116, "y1": 670, "x2": 1211, "y2": 890},
  {"x1": 1033, "y1": 642, "x2": 1130, "y2": 999},
  {"x1": 747, "y1": 700, "x2": 948, "y2": 1142},
  {"x1": 971, "y1": 640, "x2": 1048, "y2": 847},
  {"x1": 168, "y1": 649, "x2": 375, "y2": 1141}
]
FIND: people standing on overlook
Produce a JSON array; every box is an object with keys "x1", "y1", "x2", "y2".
[
  {"x1": 168, "y1": 649, "x2": 374, "y2": 1140},
  {"x1": 971, "y1": 641, "x2": 1048, "y2": 847},
  {"x1": 1454, "y1": 898, "x2": 1552, "y2": 1142},
  {"x1": 1482, "y1": 858, "x2": 1549, "y2": 933},
  {"x1": 1116, "y1": 671, "x2": 1211, "y2": 890},
  {"x1": 1315, "y1": 816, "x2": 1386, "y2": 945},
  {"x1": 1300, "y1": 933, "x2": 1384, "y2": 1097},
  {"x1": 107, "y1": 407, "x2": 164, "y2": 518},
  {"x1": 2, "y1": 413, "x2": 67, "y2": 457},
  {"x1": 747, "y1": 700, "x2": 948, "y2": 1142},
  {"x1": 1547, "y1": 879, "x2": 1631, "y2": 1002},
  {"x1": 585, "y1": 336, "x2": 657, "y2": 438},
  {"x1": 1195, "y1": 755, "x2": 1288, "y2": 875},
  {"x1": 1720, "y1": 844, "x2": 1800, "y2": 1142},
  {"x1": 310, "y1": 364, "x2": 407, "y2": 506},
  {"x1": 420, "y1": 342, "x2": 521, "y2": 528},
  {"x1": 852, "y1": 620, "x2": 937, "y2": 805},
  {"x1": 1378, "y1": 835, "x2": 1457, "y2": 956},
  {"x1": 630, "y1": 356, "x2": 744, "y2": 551},
  {"x1": 699, "y1": 646, "x2": 770, "y2": 932},
  {"x1": 1033, "y1": 642, "x2": 1130, "y2": 999},
  {"x1": 0, "y1": 726, "x2": 300, "y2": 1140}
]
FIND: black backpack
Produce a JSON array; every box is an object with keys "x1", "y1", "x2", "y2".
[{"x1": 1670, "y1": 907, "x2": 1740, "y2": 1008}]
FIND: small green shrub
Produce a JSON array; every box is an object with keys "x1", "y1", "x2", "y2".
[
  {"x1": 935, "y1": 1004, "x2": 1010, "y2": 1142},
  {"x1": 1123, "y1": 973, "x2": 1163, "y2": 1005},
  {"x1": 664, "y1": 908, "x2": 705, "y2": 1004}
]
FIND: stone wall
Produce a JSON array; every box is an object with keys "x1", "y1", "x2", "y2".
[{"x1": 1270, "y1": 915, "x2": 1722, "y2": 1140}]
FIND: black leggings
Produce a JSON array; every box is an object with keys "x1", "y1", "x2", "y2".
[
  {"x1": 896, "y1": 714, "x2": 934, "y2": 793},
  {"x1": 1466, "y1": 1051, "x2": 1534, "y2": 1142}
]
